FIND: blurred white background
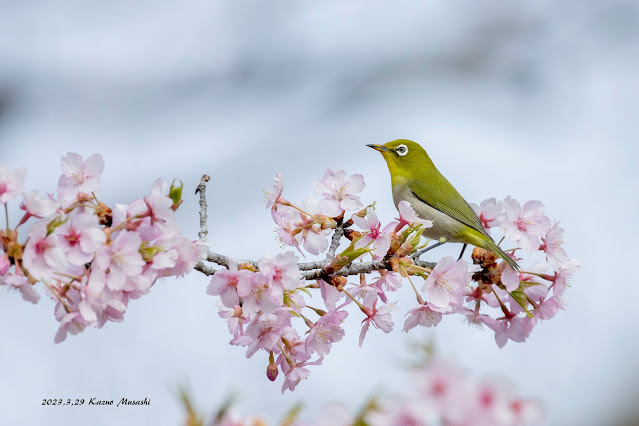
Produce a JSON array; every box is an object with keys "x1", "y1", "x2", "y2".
[{"x1": 1, "y1": 1, "x2": 638, "y2": 424}]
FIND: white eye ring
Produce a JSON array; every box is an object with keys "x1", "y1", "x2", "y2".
[{"x1": 396, "y1": 144, "x2": 408, "y2": 156}]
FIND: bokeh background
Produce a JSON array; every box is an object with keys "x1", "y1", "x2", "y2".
[{"x1": 1, "y1": 1, "x2": 638, "y2": 424}]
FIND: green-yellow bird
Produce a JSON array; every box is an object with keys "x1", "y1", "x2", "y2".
[{"x1": 368, "y1": 139, "x2": 519, "y2": 270}]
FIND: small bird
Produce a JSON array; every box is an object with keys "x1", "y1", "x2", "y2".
[{"x1": 367, "y1": 139, "x2": 518, "y2": 270}]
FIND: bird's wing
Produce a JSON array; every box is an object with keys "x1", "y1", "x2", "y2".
[{"x1": 408, "y1": 177, "x2": 492, "y2": 240}]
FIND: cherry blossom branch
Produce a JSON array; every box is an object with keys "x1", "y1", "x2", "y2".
[
  {"x1": 192, "y1": 176, "x2": 432, "y2": 281},
  {"x1": 195, "y1": 174, "x2": 210, "y2": 241},
  {"x1": 300, "y1": 258, "x2": 436, "y2": 280},
  {"x1": 0, "y1": 153, "x2": 578, "y2": 395},
  {"x1": 298, "y1": 221, "x2": 346, "y2": 271}
]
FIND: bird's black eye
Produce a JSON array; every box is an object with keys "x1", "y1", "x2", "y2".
[{"x1": 396, "y1": 144, "x2": 408, "y2": 156}]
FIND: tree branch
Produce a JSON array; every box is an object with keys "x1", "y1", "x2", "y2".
[
  {"x1": 195, "y1": 174, "x2": 210, "y2": 241},
  {"x1": 300, "y1": 259, "x2": 436, "y2": 280},
  {"x1": 193, "y1": 174, "x2": 436, "y2": 282},
  {"x1": 298, "y1": 221, "x2": 346, "y2": 271}
]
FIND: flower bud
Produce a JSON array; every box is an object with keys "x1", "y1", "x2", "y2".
[
  {"x1": 472, "y1": 247, "x2": 496, "y2": 268},
  {"x1": 238, "y1": 262, "x2": 257, "y2": 272},
  {"x1": 328, "y1": 275, "x2": 347, "y2": 291},
  {"x1": 95, "y1": 201, "x2": 113, "y2": 226},
  {"x1": 344, "y1": 229, "x2": 362, "y2": 241},
  {"x1": 168, "y1": 178, "x2": 184, "y2": 207},
  {"x1": 266, "y1": 351, "x2": 278, "y2": 381},
  {"x1": 77, "y1": 192, "x2": 93, "y2": 202},
  {"x1": 7, "y1": 240, "x2": 22, "y2": 261}
]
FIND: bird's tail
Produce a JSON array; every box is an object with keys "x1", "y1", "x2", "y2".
[{"x1": 484, "y1": 239, "x2": 520, "y2": 271}]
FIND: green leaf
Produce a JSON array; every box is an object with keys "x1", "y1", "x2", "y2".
[
  {"x1": 509, "y1": 290, "x2": 533, "y2": 318},
  {"x1": 169, "y1": 178, "x2": 184, "y2": 205},
  {"x1": 46, "y1": 216, "x2": 69, "y2": 235}
]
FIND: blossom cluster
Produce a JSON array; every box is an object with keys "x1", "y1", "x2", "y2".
[
  {"x1": 206, "y1": 170, "x2": 578, "y2": 392},
  {"x1": 466, "y1": 198, "x2": 580, "y2": 348},
  {"x1": 0, "y1": 154, "x2": 201, "y2": 342},
  {"x1": 188, "y1": 358, "x2": 543, "y2": 426}
]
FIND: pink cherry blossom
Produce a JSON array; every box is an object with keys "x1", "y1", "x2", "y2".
[
  {"x1": 57, "y1": 153, "x2": 104, "y2": 207},
  {"x1": 396, "y1": 200, "x2": 433, "y2": 230},
  {"x1": 541, "y1": 222, "x2": 571, "y2": 271},
  {"x1": 546, "y1": 259, "x2": 579, "y2": 300},
  {"x1": 485, "y1": 316, "x2": 529, "y2": 348},
  {"x1": 403, "y1": 304, "x2": 442, "y2": 332},
  {"x1": 95, "y1": 230, "x2": 145, "y2": 291},
  {"x1": 422, "y1": 257, "x2": 478, "y2": 313},
  {"x1": 286, "y1": 291, "x2": 306, "y2": 315},
  {"x1": 305, "y1": 308, "x2": 348, "y2": 357},
  {"x1": 76, "y1": 269, "x2": 108, "y2": 326},
  {"x1": 258, "y1": 251, "x2": 303, "y2": 291},
  {"x1": 459, "y1": 309, "x2": 496, "y2": 330},
  {"x1": 274, "y1": 198, "x2": 331, "y2": 256},
  {"x1": 534, "y1": 297, "x2": 561, "y2": 321},
  {"x1": 245, "y1": 310, "x2": 292, "y2": 358},
  {"x1": 313, "y1": 169, "x2": 365, "y2": 217},
  {"x1": 372, "y1": 270, "x2": 402, "y2": 292},
  {"x1": 281, "y1": 362, "x2": 311, "y2": 393},
  {"x1": 22, "y1": 222, "x2": 66, "y2": 281},
  {"x1": 143, "y1": 179, "x2": 174, "y2": 224},
  {"x1": 1, "y1": 272, "x2": 40, "y2": 304},
  {"x1": 263, "y1": 172, "x2": 284, "y2": 210},
  {"x1": 218, "y1": 303, "x2": 248, "y2": 337},
  {"x1": 19, "y1": 190, "x2": 58, "y2": 225},
  {"x1": 56, "y1": 212, "x2": 106, "y2": 266},
  {"x1": 359, "y1": 301, "x2": 398, "y2": 347},
  {"x1": 54, "y1": 309, "x2": 86, "y2": 344},
  {"x1": 0, "y1": 165, "x2": 26, "y2": 204},
  {"x1": 464, "y1": 379, "x2": 520, "y2": 425},
  {"x1": 482, "y1": 285, "x2": 523, "y2": 315},
  {"x1": 353, "y1": 277, "x2": 386, "y2": 307},
  {"x1": 237, "y1": 272, "x2": 283, "y2": 316},
  {"x1": 95, "y1": 287, "x2": 127, "y2": 327},
  {"x1": 319, "y1": 279, "x2": 345, "y2": 311},
  {"x1": 470, "y1": 198, "x2": 504, "y2": 231},
  {"x1": 500, "y1": 197, "x2": 551, "y2": 253},
  {"x1": 297, "y1": 196, "x2": 332, "y2": 255},
  {"x1": 152, "y1": 222, "x2": 202, "y2": 277},
  {"x1": 273, "y1": 207, "x2": 304, "y2": 253},
  {"x1": 277, "y1": 329, "x2": 311, "y2": 369},
  {"x1": 508, "y1": 397, "x2": 545, "y2": 425},
  {"x1": 207, "y1": 261, "x2": 253, "y2": 308},
  {"x1": 501, "y1": 265, "x2": 520, "y2": 292},
  {"x1": 353, "y1": 208, "x2": 391, "y2": 259},
  {"x1": 111, "y1": 200, "x2": 147, "y2": 234},
  {"x1": 415, "y1": 359, "x2": 467, "y2": 421}
]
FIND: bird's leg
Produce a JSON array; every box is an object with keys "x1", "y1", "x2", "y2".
[
  {"x1": 457, "y1": 243, "x2": 468, "y2": 261},
  {"x1": 410, "y1": 241, "x2": 446, "y2": 260}
]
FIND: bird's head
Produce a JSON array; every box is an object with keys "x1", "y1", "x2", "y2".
[{"x1": 367, "y1": 139, "x2": 434, "y2": 181}]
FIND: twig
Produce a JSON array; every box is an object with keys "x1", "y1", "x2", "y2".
[
  {"x1": 195, "y1": 174, "x2": 210, "y2": 241},
  {"x1": 298, "y1": 222, "x2": 346, "y2": 271},
  {"x1": 195, "y1": 256, "x2": 436, "y2": 280},
  {"x1": 206, "y1": 251, "x2": 258, "y2": 269},
  {"x1": 194, "y1": 262, "x2": 217, "y2": 276},
  {"x1": 301, "y1": 259, "x2": 436, "y2": 280}
]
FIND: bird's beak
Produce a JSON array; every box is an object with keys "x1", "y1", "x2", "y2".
[{"x1": 367, "y1": 144, "x2": 390, "y2": 153}]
